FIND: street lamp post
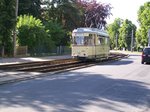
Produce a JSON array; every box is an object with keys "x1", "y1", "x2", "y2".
[
  {"x1": 13, "y1": 0, "x2": 18, "y2": 57},
  {"x1": 131, "y1": 29, "x2": 134, "y2": 52},
  {"x1": 116, "y1": 33, "x2": 118, "y2": 50}
]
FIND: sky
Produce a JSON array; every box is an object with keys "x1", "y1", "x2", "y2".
[{"x1": 97, "y1": 0, "x2": 149, "y2": 27}]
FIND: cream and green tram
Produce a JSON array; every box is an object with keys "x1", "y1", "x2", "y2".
[{"x1": 72, "y1": 28, "x2": 110, "y2": 60}]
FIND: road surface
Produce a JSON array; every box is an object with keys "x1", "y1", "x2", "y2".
[{"x1": 0, "y1": 54, "x2": 150, "y2": 112}]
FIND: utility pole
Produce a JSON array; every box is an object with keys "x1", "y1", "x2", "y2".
[
  {"x1": 13, "y1": 0, "x2": 18, "y2": 57},
  {"x1": 131, "y1": 29, "x2": 134, "y2": 52},
  {"x1": 116, "y1": 33, "x2": 118, "y2": 50},
  {"x1": 148, "y1": 29, "x2": 150, "y2": 46}
]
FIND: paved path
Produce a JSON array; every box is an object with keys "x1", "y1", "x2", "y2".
[
  {"x1": 0, "y1": 55, "x2": 71, "y2": 85},
  {"x1": 0, "y1": 55, "x2": 71, "y2": 65}
]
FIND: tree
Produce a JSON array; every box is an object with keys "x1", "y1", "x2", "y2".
[
  {"x1": 107, "y1": 18, "x2": 122, "y2": 49},
  {"x1": 77, "y1": 0, "x2": 112, "y2": 29},
  {"x1": 136, "y1": 2, "x2": 150, "y2": 48},
  {"x1": 18, "y1": 0, "x2": 42, "y2": 19},
  {"x1": 41, "y1": 0, "x2": 81, "y2": 49},
  {"x1": 42, "y1": 0, "x2": 81, "y2": 31},
  {"x1": 0, "y1": 0, "x2": 16, "y2": 56},
  {"x1": 17, "y1": 15, "x2": 55, "y2": 55},
  {"x1": 44, "y1": 20, "x2": 66, "y2": 46},
  {"x1": 118, "y1": 19, "x2": 136, "y2": 50},
  {"x1": 43, "y1": 0, "x2": 112, "y2": 30},
  {"x1": 44, "y1": 20, "x2": 70, "y2": 54},
  {"x1": 136, "y1": 28, "x2": 147, "y2": 50}
]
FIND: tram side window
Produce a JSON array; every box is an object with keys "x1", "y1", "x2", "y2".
[
  {"x1": 98, "y1": 38, "x2": 105, "y2": 45},
  {"x1": 84, "y1": 36, "x2": 93, "y2": 45}
]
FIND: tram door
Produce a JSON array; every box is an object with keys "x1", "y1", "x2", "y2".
[
  {"x1": 96, "y1": 35, "x2": 105, "y2": 58},
  {"x1": 83, "y1": 34, "x2": 94, "y2": 58}
]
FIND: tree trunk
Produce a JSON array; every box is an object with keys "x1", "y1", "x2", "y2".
[{"x1": 1, "y1": 46, "x2": 5, "y2": 57}]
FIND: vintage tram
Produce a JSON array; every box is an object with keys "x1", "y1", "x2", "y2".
[{"x1": 71, "y1": 28, "x2": 110, "y2": 60}]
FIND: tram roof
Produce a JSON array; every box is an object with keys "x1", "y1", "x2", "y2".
[{"x1": 73, "y1": 28, "x2": 109, "y2": 37}]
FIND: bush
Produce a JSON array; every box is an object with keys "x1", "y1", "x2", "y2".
[
  {"x1": 44, "y1": 21, "x2": 66, "y2": 46},
  {"x1": 17, "y1": 15, "x2": 55, "y2": 55}
]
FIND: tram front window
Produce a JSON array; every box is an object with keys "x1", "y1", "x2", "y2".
[
  {"x1": 73, "y1": 36, "x2": 94, "y2": 46},
  {"x1": 74, "y1": 36, "x2": 84, "y2": 45}
]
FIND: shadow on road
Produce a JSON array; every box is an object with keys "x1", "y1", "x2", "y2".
[
  {"x1": 0, "y1": 70, "x2": 150, "y2": 112},
  {"x1": 100, "y1": 59, "x2": 134, "y2": 66}
]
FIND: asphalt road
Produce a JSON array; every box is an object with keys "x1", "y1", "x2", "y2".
[{"x1": 0, "y1": 54, "x2": 150, "y2": 112}]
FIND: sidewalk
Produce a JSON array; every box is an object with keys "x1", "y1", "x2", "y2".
[
  {"x1": 0, "y1": 55, "x2": 71, "y2": 65},
  {"x1": 110, "y1": 50, "x2": 142, "y2": 55},
  {"x1": 0, "y1": 55, "x2": 71, "y2": 85}
]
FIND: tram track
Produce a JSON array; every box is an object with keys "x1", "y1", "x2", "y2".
[
  {"x1": 0, "y1": 59, "x2": 78, "y2": 71},
  {"x1": 0, "y1": 53, "x2": 128, "y2": 85},
  {"x1": 17, "y1": 61, "x2": 84, "y2": 72},
  {"x1": 0, "y1": 53, "x2": 127, "y2": 73}
]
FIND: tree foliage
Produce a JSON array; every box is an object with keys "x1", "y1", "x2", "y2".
[
  {"x1": 17, "y1": 15, "x2": 55, "y2": 55},
  {"x1": 0, "y1": 0, "x2": 16, "y2": 56},
  {"x1": 77, "y1": 0, "x2": 112, "y2": 29},
  {"x1": 42, "y1": 0, "x2": 81, "y2": 31},
  {"x1": 136, "y1": 2, "x2": 150, "y2": 47},
  {"x1": 44, "y1": 21, "x2": 67, "y2": 46},
  {"x1": 42, "y1": 0, "x2": 112, "y2": 30},
  {"x1": 107, "y1": 18, "x2": 122, "y2": 49},
  {"x1": 118, "y1": 19, "x2": 136, "y2": 50},
  {"x1": 18, "y1": 0, "x2": 42, "y2": 19},
  {"x1": 107, "y1": 19, "x2": 136, "y2": 50}
]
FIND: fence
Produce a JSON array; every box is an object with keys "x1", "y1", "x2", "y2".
[
  {"x1": 16, "y1": 46, "x2": 28, "y2": 56},
  {"x1": 27, "y1": 46, "x2": 71, "y2": 56},
  {"x1": 0, "y1": 46, "x2": 71, "y2": 57}
]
